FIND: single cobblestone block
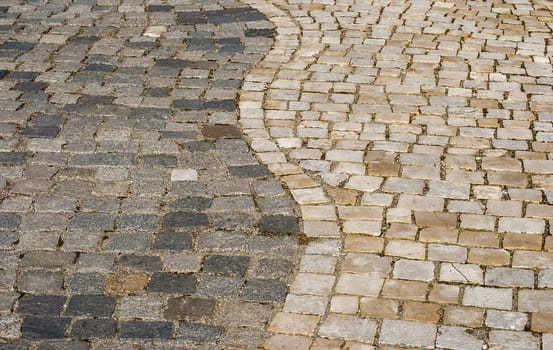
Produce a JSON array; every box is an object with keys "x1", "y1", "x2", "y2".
[
  {"x1": 240, "y1": 279, "x2": 287, "y2": 303},
  {"x1": 379, "y1": 320, "x2": 437, "y2": 347},
  {"x1": 119, "y1": 214, "x2": 159, "y2": 231},
  {"x1": 21, "y1": 317, "x2": 70, "y2": 339},
  {"x1": 170, "y1": 197, "x2": 212, "y2": 212},
  {"x1": 20, "y1": 251, "x2": 76, "y2": 269},
  {"x1": 203, "y1": 255, "x2": 249, "y2": 277},
  {"x1": 105, "y1": 273, "x2": 149, "y2": 294},
  {"x1": 196, "y1": 276, "x2": 243, "y2": 298},
  {"x1": 66, "y1": 295, "x2": 116, "y2": 317},
  {"x1": 259, "y1": 215, "x2": 299, "y2": 234},
  {"x1": 0, "y1": 152, "x2": 30, "y2": 165},
  {"x1": 268, "y1": 312, "x2": 318, "y2": 336},
  {"x1": 165, "y1": 297, "x2": 216, "y2": 321},
  {"x1": 444, "y1": 306, "x2": 484, "y2": 327},
  {"x1": 318, "y1": 314, "x2": 376, "y2": 342},
  {"x1": 228, "y1": 165, "x2": 271, "y2": 178},
  {"x1": 162, "y1": 212, "x2": 208, "y2": 229},
  {"x1": 485, "y1": 310, "x2": 528, "y2": 331},
  {"x1": 393, "y1": 259, "x2": 435, "y2": 282},
  {"x1": 0, "y1": 213, "x2": 20, "y2": 230},
  {"x1": 70, "y1": 319, "x2": 116, "y2": 339},
  {"x1": 220, "y1": 300, "x2": 272, "y2": 327},
  {"x1": 518, "y1": 290, "x2": 553, "y2": 312},
  {"x1": 0, "y1": 316, "x2": 21, "y2": 339},
  {"x1": 119, "y1": 255, "x2": 162, "y2": 272},
  {"x1": 488, "y1": 330, "x2": 539, "y2": 350},
  {"x1": 20, "y1": 271, "x2": 64, "y2": 293},
  {"x1": 201, "y1": 125, "x2": 241, "y2": 139},
  {"x1": 403, "y1": 301, "x2": 440, "y2": 323},
  {"x1": 104, "y1": 233, "x2": 152, "y2": 252},
  {"x1": 485, "y1": 267, "x2": 534, "y2": 287},
  {"x1": 463, "y1": 286, "x2": 512, "y2": 310},
  {"x1": 67, "y1": 273, "x2": 104, "y2": 294},
  {"x1": 17, "y1": 295, "x2": 65, "y2": 315},
  {"x1": 119, "y1": 321, "x2": 173, "y2": 339},
  {"x1": 154, "y1": 232, "x2": 193, "y2": 250},
  {"x1": 439, "y1": 263, "x2": 483, "y2": 284},
  {"x1": 148, "y1": 273, "x2": 196, "y2": 294},
  {"x1": 119, "y1": 295, "x2": 164, "y2": 320},
  {"x1": 381, "y1": 280, "x2": 428, "y2": 301},
  {"x1": 178, "y1": 322, "x2": 224, "y2": 343},
  {"x1": 68, "y1": 213, "x2": 115, "y2": 231},
  {"x1": 436, "y1": 326, "x2": 484, "y2": 350}
]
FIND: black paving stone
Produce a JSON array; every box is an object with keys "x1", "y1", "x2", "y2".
[
  {"x1": 176, "y1": 11, "x2": 207, "y2": 25},
  {"x1": 119, "y1": 321, "x2": 173, "y2": 339},
  {"x1": 0, "y1": 41, "x2": 33, "y2": 51},
  {"x1": 259, "y1": 215, "x2": 300, "y2": 234},
  {"x1": 144, "y1": 87, "x2": 170, "y2": 97},
  {"x1": 71, "y1": 36, "x2": 100, "y2": 44},
  {"x1": 119, "y1": 255, "x2": 163, "y2": 272},
  {"x1": 154, "y1": 59, "x2": 191, "y2": 68},
  {"x1": 17, "y1": 295, "x2": 66, "y2": 316},
  {"x1": 148, "y1": 273, "x2": 197, "y2": 294},
  {"x1": 162, "y1": 212, "x2": 209, "y2": 229},
  {"x1": 65, "y1": 295, "x2": 116, "y2": 317},
  {"x1": 228, "y1": 165, "x2": 271, "y2": 178},
  {"x1": 21, "y1": 317, "x2": 70, "y2": 339},
  {"x1": 5, "y1": 71, "x2": 39, "y2": 80},
  {"x1": 0, "y1": 70, "x2": 7, "y2": 79},
  {"x1": 146, "y1": 5, "x2": 173, "y2": 12},
  {"x1": 37, "y1": 341, "x2": 90, "y2": 350},
  {"x1": 178, "y1": 322, "x2": 224, "y2": 343},
  {"x1": 153, "y1": 232, "x2": 193, "y2": 250},
  {"x1": 14, "y1": 82, "x2": 48, "y2": 91},
  {"x1": 172, "y1": 99, "x2": 204, "y2": 110},
  {"x1": 245, "y1": 28, "x2": 275, "y2": 37},
  {"x1": 20, "y1": 126, "x2": 60, "y2": 138},
  {"x1": 0, "y1": 213, "x2": 20, "y2": 230},
  {"x1": 203, "y1": 255, "x2": 249, "y2": 277},
  {"x1": 70, "y1": 319, "x2": 116, "y2": 339},
  {"x1": 203, "y1": 100, "x2": 236, "y2": 111},
  {"x1": 170, "y1": 197, "x2": 212, "y2": 211},
  {"x1": 240, "y1": 279, "x2": 288, "y2": 303},
  {"x1": 0, "y1": 152, "x2": 30, "y2": 164}
]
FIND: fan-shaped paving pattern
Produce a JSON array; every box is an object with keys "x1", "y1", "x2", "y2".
[{"x1": 240, "y1": 0, "x2": 553, "y2": 348}]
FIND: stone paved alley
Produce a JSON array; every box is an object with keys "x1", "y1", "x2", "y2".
[{"x1": 0, "y1": 0, "x2": 553, "y2": 349}]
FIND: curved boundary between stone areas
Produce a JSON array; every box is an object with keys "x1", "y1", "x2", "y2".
[{"x1": 238, "y1": 1, "x2": 344, "y2": 349}]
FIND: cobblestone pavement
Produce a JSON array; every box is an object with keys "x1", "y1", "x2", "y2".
[
  {"x1": 239, "y1": 0, "x2": 553, "y2": 349},
  {"x1": 0, "y1": 0, "x2": 303, "y2": 349}
]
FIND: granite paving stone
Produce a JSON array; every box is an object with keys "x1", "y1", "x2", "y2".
[{"x1": 0, "y1": 0, "x2": 299, "y2": 348}]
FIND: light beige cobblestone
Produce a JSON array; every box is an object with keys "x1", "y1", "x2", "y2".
[{"x1": 240, "y1": 0, "x2": 553, "y2": 347}]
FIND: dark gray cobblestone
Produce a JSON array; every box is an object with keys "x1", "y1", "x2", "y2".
[{"x1": 0, "y1": 0, "x2": 300, "y2": 348}]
